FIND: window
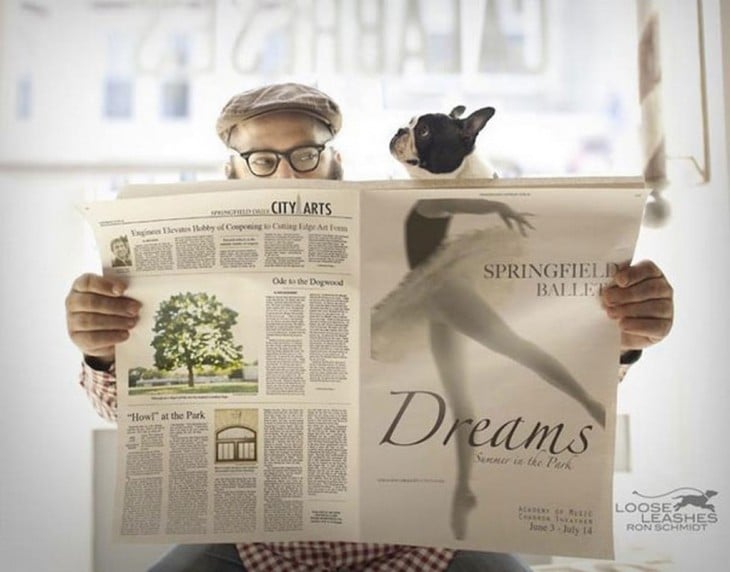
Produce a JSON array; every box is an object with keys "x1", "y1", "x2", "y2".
[
  {"x1": 216, "y1": 426, "x2": 257, "y2": 462},
  {"x1": 160, "y1": 34, "x2": 192, "y2": 119},
  {"x1": 104, "y1": 78, "x2": 133, "y2": 118},
  {"x1": 160, "y1": 80, "x2": 189, "y2": 118},
  {"x1": 103, "y1": 33, "x2": 135, "y2": 119},
  {"x1": 16, "y1": 75, "x2": 32, "y2": 120}
]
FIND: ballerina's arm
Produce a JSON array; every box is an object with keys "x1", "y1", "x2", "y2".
[{"x1": 414, "y1": 198, "x2": 534, "y2": 236}]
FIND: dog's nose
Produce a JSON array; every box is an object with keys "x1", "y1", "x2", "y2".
[{"x1": 390, "y1": 128, "x2": 407, "y2": 152}]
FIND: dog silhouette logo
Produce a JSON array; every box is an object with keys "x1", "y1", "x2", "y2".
[{"x1": 633, "y1": 488, "x2": 718, "y2": 513}]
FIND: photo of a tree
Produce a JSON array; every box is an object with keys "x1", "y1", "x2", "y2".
[
  {"x1": 128, "y1": 291, "x2": 258, "y2": 396},
  {"x1": 152, "y1": 292, "x2": 242, "y2": 386}
]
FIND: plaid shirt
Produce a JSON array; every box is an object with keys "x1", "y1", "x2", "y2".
[{"x1": 79, "y1": 362, "x2": 454, "y2": 572}]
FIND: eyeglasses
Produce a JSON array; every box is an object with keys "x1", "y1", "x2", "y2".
[{"x1": 237, "y1": 144, "x2": 328, "y2": 177}]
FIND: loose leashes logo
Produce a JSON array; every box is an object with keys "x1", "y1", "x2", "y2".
[
  {"x1": 616, "y1": 487, "x2": 719, "y2": 532},
  {"x1": 634, "y1": 488, "x2": 718, "y2": 513}
]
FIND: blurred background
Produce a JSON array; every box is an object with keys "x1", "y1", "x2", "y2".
[
  {"x1": 0, "y1": 0, "x2": 728, "y2": 570},
  {"x1": 0, "y1": 0, "x2": 649, "y2": 183}
]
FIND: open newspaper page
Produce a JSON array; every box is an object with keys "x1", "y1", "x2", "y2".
[
  {"x1": 359, "y1": 180, "x2": 648, "y2": 559},
  {"x1": 83, "y1": 178, "x2": 648, "y2": 557},
  {"x1": 84, "y1": 184, "x2": 361, "y2": 545}
]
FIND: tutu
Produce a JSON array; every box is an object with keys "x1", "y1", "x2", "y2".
[{"x1": 370, "y1": 225, "x2": 525, "y2": 362}]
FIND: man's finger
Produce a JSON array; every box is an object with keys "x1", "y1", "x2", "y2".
[
  {"x1": 602, "y1": 277, "x2": 672, "y2": 306},
  {"x1": 71, "y1": 273, "x2": 127, "y2": 297},
  {"x1": 69, "y1": 329, "x2": 130, "y2": 353},
  {"x1": 620, "y1": 332, "x2": 656, "y2": 351},
  {"x1": 619, "y1": 317, "x2": 673, "y2": 340},
  {"x1": 68, "y1": 312, "x2": 138, "y2": 333},
  {"x1": 613, "y1": 260, "x2": 664, "y2": 288},
  {"x1": 605, "y1": 299, "x2": 673, "y2": 320},
  {"x1": 66, "y1": 292, "x2": 141, "y2": 317}
]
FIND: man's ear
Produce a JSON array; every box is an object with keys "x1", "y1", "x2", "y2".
[
  {"x1": 327, "y1": 148, "x2": 344, "y2": 180},
  {"x1": 225, "y1": 155, "x2": 248, "y2": 179},
  {"x1": 462, "y1": 107, "x2": 496, "y2": 140}
]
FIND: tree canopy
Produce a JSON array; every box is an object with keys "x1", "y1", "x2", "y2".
[{"x1": 151, "y1": 292, "x2": 242, "y2": 386}]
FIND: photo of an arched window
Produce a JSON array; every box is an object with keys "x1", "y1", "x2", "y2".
[{"x1": 216, "y1": 426, "x2": 257, "y2": 462}]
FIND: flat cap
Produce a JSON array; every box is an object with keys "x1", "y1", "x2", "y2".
[{"x1": 216, "y1": 82, "x2": 342, "y2": 143}]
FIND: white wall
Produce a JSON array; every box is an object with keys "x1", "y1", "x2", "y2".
[{"x1": 0, "y1": 174, "x2": 101, "y2": 570}]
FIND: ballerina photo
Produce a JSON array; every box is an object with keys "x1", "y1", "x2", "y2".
[{"x1": 370, "y1": 105, "x2": 608, "y2": 541}]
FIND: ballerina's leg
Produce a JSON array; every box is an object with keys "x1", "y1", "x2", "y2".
[
  {"x1": 428, "y1": 278, "x2": 605, "y2": 428},
  {"x1": 429, "y1": 319, "x2": 477, "y2": 539}
]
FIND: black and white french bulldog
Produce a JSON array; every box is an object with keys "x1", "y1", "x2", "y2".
[{"x1": 389, "y1": 105, "x2": 497, "y2": 179}]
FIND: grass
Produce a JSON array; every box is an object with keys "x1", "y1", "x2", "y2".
[{"x1": 129, "y1": 382, "x2": 258, "y2": 396}]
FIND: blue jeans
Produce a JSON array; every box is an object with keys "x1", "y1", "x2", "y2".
[{"x1": 148, "y1": 544, "x2": 532, "y2": 571}]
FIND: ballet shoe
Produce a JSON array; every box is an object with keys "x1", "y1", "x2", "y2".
[{"x1": 451, "y1": 489, "x2": 477, "y2": 540}]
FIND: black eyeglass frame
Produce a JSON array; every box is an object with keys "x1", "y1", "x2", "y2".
[{"x1": 236, "y1": 143, "x2": 329, "y2": 177}]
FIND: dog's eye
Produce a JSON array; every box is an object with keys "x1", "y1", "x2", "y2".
[{"x1": 416, "y1": 125, "x2": 429, "y2": 138}]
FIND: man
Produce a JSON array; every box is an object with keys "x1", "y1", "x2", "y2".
[
  {"x1": 110, "y1": 236, "x2": 132, "y2": 267},
  {"x1": 66, "y1": 82, "x2": 674, "y2": 571}
]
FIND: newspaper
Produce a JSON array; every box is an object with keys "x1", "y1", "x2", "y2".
[{"x1": 83, "y1": 177, "x2": 648, "y2": 558}]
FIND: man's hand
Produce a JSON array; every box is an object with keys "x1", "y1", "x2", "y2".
[
  {"x1": 65, "y1": 273, "x2": 141, "y2": 367},
  {"x1": 601, "y1": 260, "x2": 673, "y2": 351}
]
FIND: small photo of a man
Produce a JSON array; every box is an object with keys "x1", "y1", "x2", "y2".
[{"x1": 110, "y1": 235, "x2": 132, "y2": 267}]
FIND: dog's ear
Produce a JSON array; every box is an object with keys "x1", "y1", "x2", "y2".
[
  {"x1": 462, "y1": 107, "x2": 496, "y2": 140},
  {"x1": 449, "y1": 105, "x2": 466, "y2": 119}
]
